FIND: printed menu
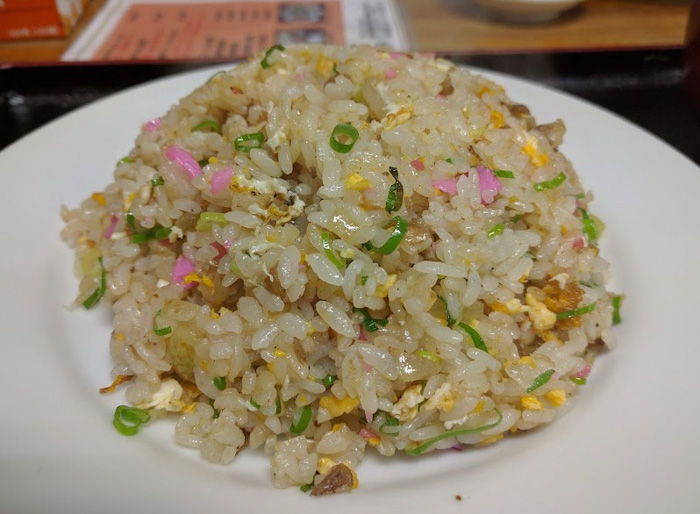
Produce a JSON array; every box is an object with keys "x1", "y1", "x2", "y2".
[{"x1": 63, "y1": 0, "x2": 409, "y2": 61}]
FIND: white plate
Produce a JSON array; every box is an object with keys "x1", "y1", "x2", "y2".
[{"x1": 1, "y1": 65, "x2": 699, "y2": 514}]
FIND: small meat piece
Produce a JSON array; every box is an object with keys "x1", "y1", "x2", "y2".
[
  {"x1": 403, "y1": 223, "x2": 432, "y2": 255},
  {"x1": 537, "y1": 119, "x2": 566, "y2": 149},
  {"x1": 310, "y1": 463, "x2": 355, "y2": 496},
  {"x1": 508, "y1": 103, "x2": 535, "y2": 130},
  {"x1": 439, "y1": 76, "x2": 454, "y2": 96},
  {"x1": 543, "y1": 281, "x2": 584, "y2": 329}
]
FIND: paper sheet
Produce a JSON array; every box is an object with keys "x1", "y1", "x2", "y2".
[{"x1": 62, "y1": 0, "x2": 409, "y2": 61}]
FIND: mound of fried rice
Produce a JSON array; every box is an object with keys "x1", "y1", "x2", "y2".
[{"x1": 61, "y1": 44, "x2": 616, "y2": 494}]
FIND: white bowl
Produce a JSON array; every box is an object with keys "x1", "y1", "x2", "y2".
[{"x1": 474, "y1": 0, "x2": 584, "y2": 23}]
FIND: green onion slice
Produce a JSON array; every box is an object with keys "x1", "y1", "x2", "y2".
[
  {"x1": 125, "y1": 212, "x2": 138, "y2": 233},
  {"x1": 329, "y1": 123, "x2": 359, "y2": 154},
  {"x1": 612, "y1": 295, "x2": 623, "y2": 325},
  {"x1": 436, "y1": 294, "x2": 456, "y2": 327},
  {"x1": 132, "y1": 225, "x2": 172, "y2": 244},
  {"x1": 556, "y1": 301, "x2": 597, "y2": 320},
  {"x1": 360, "y1": 275, "x2": 368, "y2": 285},
  {"x1": 249, "y1": 399, "x2": 261, "y2": 410},
  {"x1": 385, "y1": 166, "x2": 404, "y2": 213},
  {"x1": 213, "y1": 376, "x2": 226, "y2": 391},
  {"x1": 405, "y1": 409, "x2": 503, "y2": 455},
  {"x1": 209, "y1": 398, "x2": 221, "y2": 418},
  {"x1": 300, "y1": 483, "x2": 314, "y2": 493},
  {"x1": 379, "y1": 414, "x2": 400, "y2": 435},
  {"x1": 198, "y1": 158, "x2": 210, "y2": 168},
  {"x1": 192, "y1": 120, "x2": 221, "y2": 133},
  {"x1": 494, "y1": 169, "x2": 515, "y2": 178},
  {"x1": 196, "y1": 211, "x2": 228, "y2": 232},
  {"x1": 570, "y1": 377, "x2": 587, "y2": 385},
  {"x1": 322, "y1": 375, "x2": 337, "y2": 388},
  {"x1": 526, "y1": 369, "x2": 555, "y2": 393},
  {"x1": 153, "y1": 309, "x2": 172, "y2": 336},
  {"x1": 445, "y1": 158, "x2": 453, "y2": 164},
  {"x1": 290, "y1": 405, "x2": 313, "y2": 434},
  {"x1": 487, "y1": 224, "x2": 505, "y2": 238},
  {"x1": 151, "y1": 176, "x2": 165, "y2": 187},
  {"x1": 260, "y1": 44, "x2": 285, "y2": 68},
  {"x1": 234, "y1": 132, "x2": 265, "y2": 152},
  {"x1": 353, "y1": 307, "x2": 389, "y2": 333},
  {"x1": 414, "y1": 350, "x2": 442, "y2": 364},
  {"x1": 366, "y1": 216, "x2": 408, "y2": 255},
  {"x1": 534, "y1": 172, "x2": 567, "y2": 192},
  {"x1": 579, "y1": 208, "x2": 598, "y2": 242},
  {"x1": 118, "y1": 156, "x2": 133, "y2": 164},
  {"x1": 82, "y1": 257, "x2": 106, "y2": 309},
  {"x1": 511, "y1": 214, "x2": 522, "y2": 224},
  {"x1": 321, "y1": 231, "x2": 346, "y2": 270},
  {"x1": 113, "y1": 405, "x2": 150, "y2": 436},
  {"x1": 457, "y1": 322, "x2": 488, "y2": 352}
]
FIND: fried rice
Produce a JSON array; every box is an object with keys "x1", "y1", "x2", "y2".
[{"x1": 61, "y1": 44, "x2": 618, "y2": 495}]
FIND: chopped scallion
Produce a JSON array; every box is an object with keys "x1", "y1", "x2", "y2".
[
  {"x1": 365, "y1": 216, "x2": 408, "y2": 255},
  {"x1": 457, "y1": 322, "x2": 488, "y2": 352},
  {"x1": 249, "y1": 399, "x2": 261, "y2": 410},
  {"x1": 260, "y1": 44, "x2": 285, "y2": 68},
  {"x1": 322, "y1": 375, "x2": 337, "y2": 388},
  {"x1": 125, "y1": 212, "x2": 137, "y2": 233},
  {"x1": 151, "y1": 176, "x2": 165, "y2": 187},
  {"x1": 329, "y1": 123, "x2": 359, "y2": 154},
  {"x1": 526, "y1": 369, "x2": 555, "y2": 393},
  {"x1": 487, "y1": 224, "x2": 505, "y2": 238},
  {"x1": 290, "y1": 405, "x2": 313, "y2": 434},
  {"x1": 131, "y1": 225, "x2": 172, "y2": 244},
  {"x1": 385, "y1": 166, "x2": 404, "y2": 213},
  {"x1": 414, "y1": 350, "x2": 442, "y2": 364},
  {"x1": 118, "y1": 156, "x2": 133, "y2": 164},
  {"x1": 192, "y1": 120, "x2": 221, "y2": 133},
  {"x1": 213, "y1": 376, "x2": 226, "y2": 391},
  {"x1": 234, "y1": 132, "x2": 265, "y2": 152},
  {"x1": 321, "y1": 230, "x2": 346, "y2": 270},
  {"x1": 494, "y1": 169, "x2": 515, "y2": 178},
  {"x1": 82, "y1": 257, "x2": 106, "y2": 309},
  {"x1": 353, "y1": 307, "x2": 388, "y2": 332},
  {"x1": 196, "y1": 211, "x2": 228, "y2": 232},
  {"x1": 445, "y1": 158, "x2": 453, "y2": 164},
  {"x1": 379, "y1": 414, "x2": 400, "y2": 435},
  {"x1": 405, "y1": 409, "x2": 502, "y2": 455},
  {"x1": 113, "y1": 405, "x2": 150, "y2": 436},
  {"x1": 570, "y1": 377, "x2": 587, "y2": 385},
  {"x1": 198, "y1": 158, "x2": 210, "y2": 168},
  {"x1": 534, "y1": 172, "x2": 567, "y2": 192},
  {"x1": 579, "y1": 208, "x2": 598, "y2": 242},
  {"x1": 300, "y1": 483, "x2": 314, "y2": 493},
  {"x1": 153, "y1": 308, "x2": 172, "y2": 336},
  {"x1": 436, "y1": 294, "x2": 456, "y2": 327},
  {"x1": 360, "y1": 275, "x2": 368, "y2": 285},
  {"x1": 612, "y1": 295, "x2": 623, "y2": 325},
  {"x1": 556, "y1": 301, "x2": 597, "y2": 320}
]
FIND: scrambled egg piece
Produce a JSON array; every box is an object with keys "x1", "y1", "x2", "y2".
[
  {"x1": 319, "y1": 395, "x2": 359, "y2": 418},
  {"x1": 382, "y1": 105, "x2": 413, "y2": 130},
  {"x1": 423, "y1": 382, "x2": 455, "y2": 412},
  {"x1": 136, "y1": 378, "x2": 185, "y2": 412},
  {"x1": 522, "y1": 134, "x2": 549, "y2": 167},
  {"x1": 545, "y1": 389, "x2": 567, "y2": 407},
  {"x1": 230, "y1": 175, "x2": 305, "y2": 224},
  {"x1": 374, "y1": 274, "x2": 397, "y2": 298},
  {"x1": 344, "y1": 172, "x2": 372, "y2": 191},
  {"x1": 521, "y1": 395, "x2": 543, "y2": 410},
  {"x1": 525, "y1": 292, "x2": 557, "y2": 331},
  {"x1": 391, "y1": 384, "x2": 425, "y2": 422},
  {"x1": 316, "y1": 56, "x2": 335, "y2": 77},
  {"x1": 318, "y1": 457, "x2": 336, "y2": 475}
]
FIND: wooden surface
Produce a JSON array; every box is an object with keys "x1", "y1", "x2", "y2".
[{"x1": 0, "y1": 0, "x2": 692, "y2": 63}]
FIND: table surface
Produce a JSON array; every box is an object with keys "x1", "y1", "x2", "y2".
[{"x1": 0, "y1": 0, "x2": 693, "y2": 63}]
